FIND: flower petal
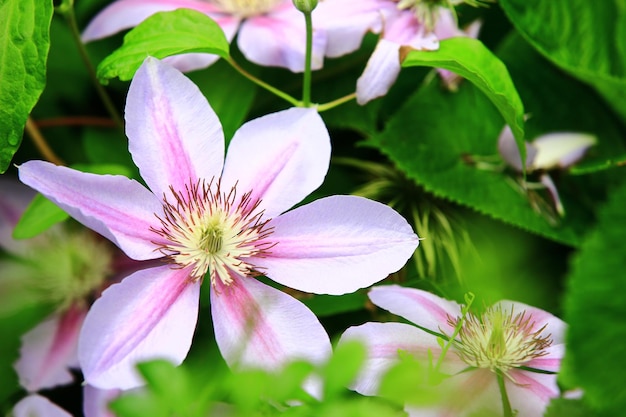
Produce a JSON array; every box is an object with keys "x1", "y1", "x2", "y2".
[
  {"x1": 78, "y1": 265, "x2": 199, "y2": 389},
  {"x1": 526, "y1": 343, "x2": 564, "y2": 372},
  {"x1": 220, "y1": 108, "x2": 330, "y2": 218},
  {"x1": 255, "y1": 196, "x2": 418, "y2": 295},
  {"x1": 13, "y1": 395, "x2": 72, "y2": 417},
  {"x1": 314, "y1": 0, "x2": 389, "y2": 58},
  {"x1": 18, "y1": 161, "x2": 163, "y2": 260},
  {"x1": 531, "y1": 132, "x2": 597, "y2": 170},
  {"x1": 0, "y1": 179, "x2": 35, "y2": 253},
  {"x1": 127, "y1": 58, "x2": 225, "y2": 196},
  {"x1": 14, "y1": 305, "x2": 85, "y2": 392},
  {"x1": 239, "y1": 5, "x2": 326, "y2": 72},
  {"x1": 356, "y1": 38, "x2": 402, "y2": 105},
  {"x1": 83, "y1": 385, "x2": 121, "y2": 417},
  {"x1": 81, "y1": 0, "x2": 222, "y2": 42},
  {"x1": 211, "y1": 277, "x2": 331, "y2": 371},
  {"x1": 368, "y1": 285, "x2": 461, "y2": 335},
  {"x1": 339, "y1": 322, "x2": 464, "y2": 395},
  {"x1": 497, "y1": 125, "x2": 537, "y2": 172},
  {"x1": 507, "y1": 369, "x2": 559, "y2": 417}
]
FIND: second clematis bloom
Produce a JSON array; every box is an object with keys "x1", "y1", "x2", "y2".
[
  {"x1": 340, "y1": 285, "x2": 565, "y2": 417},
  {"x1": 19, "y1": 57, "x2": 419, "y2": 390},
  {"x1": 82, "y1": 0, "x2": 326, "y2": 72}
]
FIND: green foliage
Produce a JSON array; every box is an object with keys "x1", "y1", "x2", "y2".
[
  {"x1": 0, "y1": 0, "x2": 53, "y2": 173},
  {"x1": 499, "y1": 0, "x2": 626, "y2": 123},
  {"x1": 402, "y1": 38, "x2": 526, "y2": 167},
  {"x1": 97, "y1": 9, "x2": 230, "y2": 82},
  {"x1": 12, "y1": 193, "x2": 68, "y2": 239},
  {"x1": 560, "y1": 179, "x2": 626, "y2": 416},
  {"x1": 544, "y1": 398, "x2": 600, "y2": 417}
]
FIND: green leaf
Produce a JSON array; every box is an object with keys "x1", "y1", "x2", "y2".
[
  {"x1": 402, "y1": 38, "x2": 526, "y2": 168},
  {"x1": 370, "y1": 33, "x2": 625, "y2": 246},
  {"x1": 560, "y1": 179, "x2": 626, "y2": 416},
  {"x1": 0, "y1": 0, "x2": 53, "y2": 173},
  {"x1": 321, "y1": 340, "x2": 366, "y2": 400},
  {"x1": 544, "y1": 398, "x2": 600, "y2": 417},
  {"x1": 97, "y1": 9, "x2": 230, "y2": 82},
  {"x1": 499, "y1": 0, "x2": 626, "y2": 123},
  {"x1": 12, "y1": 193, "x2": 68, "y2": 239}
]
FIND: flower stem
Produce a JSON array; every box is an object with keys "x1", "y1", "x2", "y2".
[
  {"x1": 302, "y1": 10, "x2": 313, "y2": 107},
  {"x1": 317, "y1": 93, "x2": 357, "y2": 112},
  {"x1": 57, "y1": 3, "x2": 124, "y2": 131},
  {"x1": 226, "y1": 57, "x2": 301, "y2": 107},
  {"x1": 433, "y1": 292, "x2": 475, "y2": 372},
  {"x1": 25, "y1": 117, "x2": 65, "y2": 166},
  {"x1": 496, "y1": 370, "x2": 514, "y2": 417}
]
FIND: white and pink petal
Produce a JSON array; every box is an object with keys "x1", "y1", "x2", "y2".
[
  {"x1": 220, "y1": 107, "x2": 331, "y2": 219},
  {"x1": 126, "y1": 58, "x2": 225, "y2": 197},
  {"x1": 18, "y1": 161, "x2": 163, "y2": 260},
  {"x1": 13, "y1": 395, "x2": 72, "y2": 417},
  {"x1": 210, "y1": 277, "x2": 331, "y2": 373},
  {"x1": 255, "y1": 195, "x2": 418, "y2": 295},
  {"x1": 78, "y1": 266, "x2": 200, "y2": 390}
]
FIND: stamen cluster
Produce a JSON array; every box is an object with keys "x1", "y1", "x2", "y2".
[
  {"x1": 212, "y1": 0, "x2": 284, "y2": 17},
  {"x1": 449, "y1": 305, "x2": 552, "y2": 376},
  {"x1": 152, "y1": 179, "x2": 275, "y2": 286}
]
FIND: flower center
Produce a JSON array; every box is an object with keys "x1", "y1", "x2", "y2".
[
  {"x1": 449, "y1": 305, "x2": 552, "y2": 375},
  {"x1": 152, "y1": 179, "x2": 275, "y2": 287},
  {"x1": 212, "y1": 0, "x2": 284, "y2": 17}
]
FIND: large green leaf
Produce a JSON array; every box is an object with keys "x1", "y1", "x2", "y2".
[
  {"x1": 402, "y1": 38, "x2": 526, "y2": 165},
  {"x1": 560, "y1": 179, "x2": 626, "y2": 415},
  {"x1": 97, "y1": 9, "x2": 230, "y2": 82},
  {"x1": 0, "y1": 0, "x2": 53, "y2": 173},
  {"x1": 370, "y1": 34, "x2": 625, "y2": 245},
  {"x1": 499, "y1": 0, "x2": 626, "y2": 123}
]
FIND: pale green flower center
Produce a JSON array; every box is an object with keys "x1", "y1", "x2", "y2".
[
  {"x1": 449, "y1": 305, "x2": 552, "y2": 375},
  {"x1": 212, "y1": 0, "x2": 284, "y2": 17},
  {"x1": 153, "y1": 180, "x2": 275, "y2": 286},
  {"x1": 30, "y1": 228, "x2": 113, "y2": 309}
]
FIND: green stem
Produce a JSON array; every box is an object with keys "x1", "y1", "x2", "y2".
[
  {"x1": 316, "y1": 93, "x2": 357, "y2": 112},
  {"x1": 226, "y1": 58, "x2": 300, "y2": 107},
  {"x1": 433, "y1": 292, "x2": 475, "y2": 372},
  {"x1": 302, "y1": 10, "x2": 313, "y2": 106},
  {"x1": 59, "y1": 4, "x2": 124, "y2": 131},
  {"x1": 497, "y1": 371, "x2": 514, "y2": 417}
]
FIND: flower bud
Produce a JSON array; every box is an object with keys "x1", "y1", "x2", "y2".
[{"x1": 292, "y1": 0, "x2": 318, "y2": 13}]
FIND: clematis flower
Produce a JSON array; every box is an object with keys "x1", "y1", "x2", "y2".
[
  {"x1": 12, "y1": 395, "x2": 72, "y2": 417},
  {"x1": 498, "y1": 125, "x2": 597, "y2": 216},
  {"x1": 19, "y1": 57, "x2": 419, "y2": 390},
  {"x1": 82, "y1": 0, "x2": 326, "y2": 72},
  {"x1": 315, "y1": 0, "x2": 482, "y2": 104},
  {"x1": 340, "y1": 285, "x2": 565, "y2": 417}
]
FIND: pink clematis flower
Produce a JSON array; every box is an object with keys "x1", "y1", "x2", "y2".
[
  {"x1": 498, "y1": 125, "x2": 596, "y2": 216},
  {"x1": 13, "y1": 395, "x2": 72, "y2": 417},
  {"x1": 19, "y1": 57, "x2": 419, "y2": 390},
  {"x1": 82, "y1": 0, "x2": 326, "y2": 72},
  {"x1": 340, "y1": 285, "x2": 565, "y2": 417},
  {"x1": 315, "y1": 0, "x2": 481, "y2": 104}
]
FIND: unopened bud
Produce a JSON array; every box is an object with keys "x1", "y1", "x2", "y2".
[{"x1": 292, "y1": 0, "x2": 318, "y2": 13}]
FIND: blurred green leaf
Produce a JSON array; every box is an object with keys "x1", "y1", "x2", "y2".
[
  {"x1": 402, "y1": 38, "x2": 526, "y2": 168},
  {"x1": 544, "y1": 398, "x2": 600, "y2": 417},
  {"x1": 500, "y1": 0, "x2": 626, "y2": 123},
  {"x1": 560, "y1": 179, "x2": 626, "y2": 415},
  {"x1": 109, "y1": 392, "x2": 169, "y2": 417},
  {"x1": 12, "y1": 194, "x2": 68, "y2": 239},
  {"x1": 0, "y1": 0, "x2": 53, "y2": 173},
  {"x1": 97, "y1": 9, "x2": 230, "y2": 82},
  {"x1": 322, "y1": 341, "x2": 366, "y2": 400}
]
